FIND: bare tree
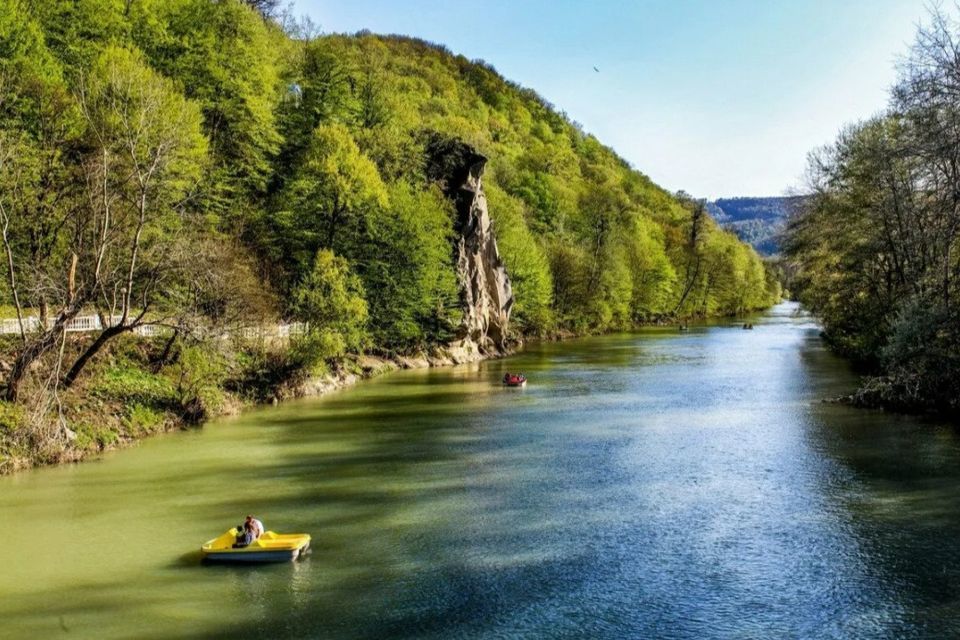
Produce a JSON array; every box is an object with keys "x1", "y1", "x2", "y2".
[
  {"x1": 673, "y1": 197, "x2": 707, "y2": 314},
  {"x1": 59, "y1": 46, "x2": 208, "y2": 389}
]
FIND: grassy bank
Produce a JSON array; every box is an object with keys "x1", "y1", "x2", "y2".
[
  {"x1": 0, "y1": 331, "x2": 502, "y2": 474},
  {"x1": 0, "y1": 303, "x2": 780, "y2": 474}
]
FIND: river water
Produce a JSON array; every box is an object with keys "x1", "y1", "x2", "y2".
[{"x1": 3, "y1": 302, "x2": 960, "y2": 639}]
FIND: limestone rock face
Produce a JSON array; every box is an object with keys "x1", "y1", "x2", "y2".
[{"x1": 431, "y1": 140, "x2": 514, "y2": 354}]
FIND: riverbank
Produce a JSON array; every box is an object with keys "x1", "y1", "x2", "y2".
[
  {"x1": 0, "y1": 306, "x2": 778, "y2": 475},
  {"x1": 0, "y1": 334, "x2": 510, "y2": 475}
]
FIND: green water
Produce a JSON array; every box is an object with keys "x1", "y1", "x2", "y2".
[{"x1": 3, "y1": 302, "x2": 960, "y2": 639}]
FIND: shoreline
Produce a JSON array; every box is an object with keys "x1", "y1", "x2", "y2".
[
  {"x1": 0, "y1": 307, "x2": 779, "y2": 476},
  {"x1": 0, "y1": 338, "x2": 511, "y2": 476}
]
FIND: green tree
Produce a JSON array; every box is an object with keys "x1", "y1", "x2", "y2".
[
  {"x1": 625, "y1": 216, "x2": 676, "y2": 320},
  {"x1": 132, "y1": 0, "x2": 284, "y2": 197},
  {"x1": 278, "y1": 122, "x2": 388, "y2": 274},
  {"x1": 784, "y1": 9, "x2": 960, "y2": 414},
  {"x1": 292, "y1": 249, "x2": 369, "y2": 364},
  {"x1": 0, "y1": 1, "x2": 81, "y2": 332},
  {"x1": 356, "y1": 182, "x2": 459, "y2": 349},
  {"x1": 484, "y1": 184, "x2": 553, "y2": 332},
  {"x1": 60, "y1": 45, "x2": 208, "y2": 388}
]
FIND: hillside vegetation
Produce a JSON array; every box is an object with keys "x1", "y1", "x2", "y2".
[
  {"x1": 0, "y1": 0, "x2": 779, "y2": 470},
  {"x1": 785, "y1": 9, "x2": 960, "y2": 416},
  {"x1": 708, "y1": 196, "x2": 804, "y2": 255}
]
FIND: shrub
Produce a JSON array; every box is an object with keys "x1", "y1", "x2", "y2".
[
  {"x1": 0, "y1": 401, "x2": 25, "y2": 433},
  {"x1": 124, "y1": 403, "x2": 167, "y2": 435},
  {"x1": 167, "y1": 344, "x2": 228, "y2": 423}
]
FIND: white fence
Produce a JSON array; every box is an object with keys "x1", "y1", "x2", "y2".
[{"x1": 0, "y1": 315, "x2": 306, "y2": 339}]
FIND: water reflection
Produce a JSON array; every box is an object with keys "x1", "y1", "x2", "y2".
[{"x1": 2, "y1": 302, "x2": 960, "y2": 639}]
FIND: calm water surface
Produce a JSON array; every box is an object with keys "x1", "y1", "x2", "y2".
[{"x1": 3, "y1": 302, "x2": 960, "y2": 639}]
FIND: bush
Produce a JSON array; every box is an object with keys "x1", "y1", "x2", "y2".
[
  {"x1": 0, "y1": 401, "x2": 25, "y2": 433},
  {"x1": 167, "y1": 344, "x2": 228, "y2": 423},
  {"x1": 873, "y1": 302, "x2": 960, "y2": 414},
  {"x1": 124, "y1": 403, "x2": 167, "y2": 436},
  {"x1": 292, "y1": 249, "x2": 369, "y2": 366},
  {"x1": 226, "y1": 346, "x2": 309, "y2": 402}
]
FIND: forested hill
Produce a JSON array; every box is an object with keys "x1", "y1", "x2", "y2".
[
  {"x1": 707, "y1": 197, "x2": 804, "y2": 255},
  {"x1": 0, "y1": 0, "x2": 780, "y2": 469}
]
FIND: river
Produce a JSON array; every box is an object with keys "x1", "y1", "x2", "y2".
[{"x1": 2, "y1": 302, "x2": 960, "y2": 639}]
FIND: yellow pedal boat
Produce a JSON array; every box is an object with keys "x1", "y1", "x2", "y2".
[{"x1": 201, "y1": 529, "x2": 311, "y2": 563}]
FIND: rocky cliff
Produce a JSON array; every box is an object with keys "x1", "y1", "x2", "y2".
[{"x1": 425, "y1": 135, "x2": 514, "y2": 355}]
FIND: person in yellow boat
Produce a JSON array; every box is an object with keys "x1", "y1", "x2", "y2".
[
  {"x1": 246, "y1": 515, "x2": 264, "y2": 539},
  {"x1": 233, "y1": 522, "x2": 254, "y2": 548},
  {"x1": 232, "y1": 515, "x2": 265, "y2": 548}
]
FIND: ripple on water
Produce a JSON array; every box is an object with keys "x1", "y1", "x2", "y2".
[{"x1": 2, "y1": 303, "x2": 960, "y2": 639}]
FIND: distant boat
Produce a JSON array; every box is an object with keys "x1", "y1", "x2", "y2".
[{"x1": 503, "y1": 373, "x2": 527, "y2": 387}]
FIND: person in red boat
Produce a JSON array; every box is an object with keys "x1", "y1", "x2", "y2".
[{"x1": 503, "y1": 372, "x2": 526, "y2": 385}]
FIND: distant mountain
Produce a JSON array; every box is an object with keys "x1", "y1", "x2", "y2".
[{"x1": 707, "y1": 196, "x2": 805, "y2": 256}]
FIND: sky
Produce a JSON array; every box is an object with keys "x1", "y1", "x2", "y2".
[{"x1": 290, "y1": 0, "x2": 930, "y2": 199}]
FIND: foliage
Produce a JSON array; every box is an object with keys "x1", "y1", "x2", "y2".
[
  {"x1": 261, "y1": 32, "x2": 778, "y2": 334},
  {"x1": 124, "y1": 403, "x2": 166, "y2": 436},
  {"x1": 484, "y1": 184, "x2": 553, "y2": 332},
  {"x1": 92, "y1": 360, "x2": 176, "y2": 407},
  {"x1": 292, "y1": 249, "x2": 369, "y2": 366},
  {"x1": 130, "y1": 0, "x2": 286, "y2": 198},
  {"x1": 0, "y1": 0, "x2": 780, "y2": 468},
  {"x1": 167, "y1": 343, "x2": 228, "y2": 421},
  {"x1": 359, "y1": 182, "x2": 460, "y2": 348},
  {"x1": 0, "y1": 400, "x2": 24, "y2": 433},
  {"x1": 785, "y1": 7, "x2": 960, "y2": 414},
  {"x1": 275, "y1": 122, "x2": 389, "y2": 275}
]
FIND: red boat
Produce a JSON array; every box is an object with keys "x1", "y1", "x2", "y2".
[{"x1": 502, "y1": 373, "x2": 527, "y2": 387}]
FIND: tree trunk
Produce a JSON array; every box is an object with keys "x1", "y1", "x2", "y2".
[
  {"x1": 327, "y1": 205, "x2": 343, "y2": 248},
  {"x1": 152, "y1": 329, "x2": 179, "y2": 373},
  {"x1": 61, "y1": 324, "x2": 131, "y2": 389},
  {"x1": 673, "y1": 255, "x2": 702, "y2": 315},
  {"x1": 4, "y1": 307, "x2": 80, "y2": 402}
]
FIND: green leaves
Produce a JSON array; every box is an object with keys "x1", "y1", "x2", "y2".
[
  {"x1": 2, "y1": 0, "x2": 778, "y2": 361},
  {"x1": 133, "y1": 0, "x2": 285, "y2": 195},
  {"x1": 783, "y1": 9, "x2": 960, "y2": 414},
  {"x1": 485, "y1": 184, "x2": 553, "y2": 332},
  {"x1": 83, "y1": 45, "x2": 208, "y2": 203},
  {"x1": 293, "y1": 249, "x2": 369, "y2": 363}
]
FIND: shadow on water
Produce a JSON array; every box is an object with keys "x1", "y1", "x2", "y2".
[
  {"x1": 804, "y1": 398, "x2": 960, "y2": 638},
  {"x1": 7, "y1": 303, "x2": 960, "y2": 639}
]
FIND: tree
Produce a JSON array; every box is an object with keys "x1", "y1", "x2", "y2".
[
  {"x1": 485, "y1": 184, "x2": 553, "y2": 332},
  {"x1": 57, "y1": 45, "x2": 207, "y2": 388},
  {"x1": 0, "y1": 0, "x2": 82, "y2": 333},
  {"x1": 292, "y1": 249, "x2": 368, "y2": 363},
  {"x1": 625, "y1": 215, "x2": 676, "y2": 320},
  {"x1": 355, "y1": 182, "x2": 459, "y2": 349},
  {"x1": 134, "y1": 0, "x2": 284, "y2": 198},
  {"x1": 672, "y1": 195, "x2": 708, "y2": 315},
  {"x1": 243, "y1": 0, "x2": 281, "y2": 19},
  {"x1": 784, "y1": 7, "x2": 960, "y2": 413},
  {"x1": 278, "y1": 122, "x2": 387, "y2": 274}
]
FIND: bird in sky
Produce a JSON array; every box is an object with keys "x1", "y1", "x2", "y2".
[{"x1": 593, "y1": 66, "x2": 600, "y2": 72}]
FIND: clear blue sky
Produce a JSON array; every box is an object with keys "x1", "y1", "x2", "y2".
[{"x1": 291, "y1": 0, "x2": 928, "y2": 198}]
